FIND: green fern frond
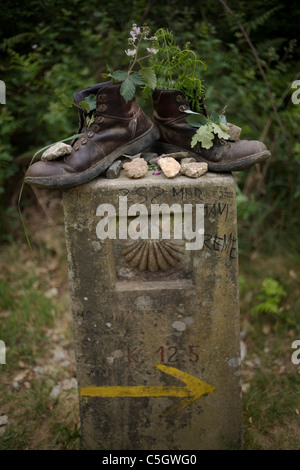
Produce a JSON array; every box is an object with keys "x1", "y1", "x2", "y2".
[
  {"x1": 252, "y1": 301, "x2": 281, "y2": 315},
  {"x1": 0, "y1": 32, "x2": 34, "y2": 51},
  {"x1": 252, "y1": 278, "x2": 287, "y2": 316},
  {"x1": 245, "y1": 5, "x2": 283, "y2": 35},
  {"x1": 145, "y1": 28, "x2": 206, "y2": 112}
]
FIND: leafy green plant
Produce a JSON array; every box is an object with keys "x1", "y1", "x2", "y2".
[
  {"x1": 103, "y1": 24, "x2": 158, "y2": 102},
  {"x1": 252, "y1": 278, "x2": 287, "y2": 317},
  {"x1": 60, "y1": 93, "x2": 97, "y2": 127},
  {"x1": 145, "y1": 28, "x2": 206, "y2": 112},
  {"x1": 104, "y1": 26, "x2": 207, "y2": 109},
  {"x1": 104, "y1": 25, "x2": 229, "y2": 149},
  {"x1": 146, "y1": 28, "x2": 206, "y2": 112},
  {"x1": 52, "y1": 422, "x2": 81, "y2": 450},
  {"x1": 184, "y1": 109, "x2": 230, "y2": 149},
  {"x1": 78, "y1": 94, "x2": 97, "y2": 126},
  {"x1": 105, "y1": 25, "x2": 230, "y2": 149}
]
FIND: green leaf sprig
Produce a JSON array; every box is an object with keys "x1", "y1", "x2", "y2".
[
  {"x1": 78, "y1": 94, "x2": 97, "y2": 126},
  {"x1": 60, "y1": 92, "x2": 97, "y2": 126},
  {"x1": 185, "y1": 109, "x2": 230, "y2": 149}
]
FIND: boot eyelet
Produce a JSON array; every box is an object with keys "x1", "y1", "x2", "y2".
[
  {"x1": 95, "y1": 116, "x2": 104, "y2": 124},
  {"x1": 98, "y1": 104, "x2": 107, "y2": 112},
  {"x1": 87, "y1": 131, "x2": 94, "y2": 138},
  {"x1": 80, "y1": 137, "x2": 87, "y2": 145},
  {"x1": 179, "y1": 104, "x2": 186, "y2": 112},
  {"x1": 98, "y1": 93, "x2": 107, "y2": 101},
  {"x1": 176, "y1": 95, "x2": 183, "y2": 102},
  {"x1": 92, "y1": 125, "x2": 99, "y2": 132},
  {"x1": 73, "y1": 143, "x2": 80, "y2": 151}
]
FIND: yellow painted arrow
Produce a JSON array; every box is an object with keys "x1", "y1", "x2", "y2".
[{"x1": 80, "y1": 364, "x2": 215, "y2": 417}]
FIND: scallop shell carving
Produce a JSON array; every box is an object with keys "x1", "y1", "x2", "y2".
[{"x1": 120, "y1": 239, "x2": 185, "y2": 272}]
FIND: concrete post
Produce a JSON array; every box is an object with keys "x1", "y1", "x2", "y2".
[{"x1": 63, "y1": 171, "x2": 242, "y2": 450}]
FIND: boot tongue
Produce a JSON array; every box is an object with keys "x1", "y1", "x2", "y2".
[
  {"x1": 71, "y1": 82, "x2": 109, "y2": 142},
  {"x1": 73, "y1": 81, "x2": 112, "y2": 106},
  {"x1": 72, "y1": 81, "x2": 113, "y2": 137}
]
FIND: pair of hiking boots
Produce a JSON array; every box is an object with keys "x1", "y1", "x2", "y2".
[{"x1": 25, "y1": 81, "x2": 270, "y2": 189}]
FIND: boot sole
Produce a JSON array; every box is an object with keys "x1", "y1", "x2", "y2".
[
  {"x1": 25, "y1": 125, "x2": 160, "y2": 189},
  {"x1": 151, "y1": 142, "x2": 271, "y2": 172}
]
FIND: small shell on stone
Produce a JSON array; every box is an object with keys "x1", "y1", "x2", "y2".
[
  {"x1": 41, "y1": 142, "x2": 73, "y2": 161},
  {"x1": 120, "y1": 239, "x2": 185, "y2": 272}
]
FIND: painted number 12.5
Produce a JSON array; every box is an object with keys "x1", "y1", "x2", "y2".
[{"x1": 156, "y1": 345, "x2": 199, "y2": 364}]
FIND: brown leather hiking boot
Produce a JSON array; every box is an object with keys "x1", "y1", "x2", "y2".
[
  {"x1": 25, "y1": 82, "x2": 159, "y2": 188},
  {"x1": 152, "y1": 88, "x2": 271, "y2": 172},
  {"x1": 72, "y1": 81, "x2": 112, "y2": 136}
]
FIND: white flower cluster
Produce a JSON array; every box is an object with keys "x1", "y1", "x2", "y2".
[
  {"x1": 147, "y1": 47, "x2": 158, "y2": 54},
  {"x1": 125, "y1": 49, "x2": 136, "y2": 56},
  {"x1": 130, "y1": 26, "x2": 141, "y2": 40},
  {"x1": 125, "y1": 24, "x2": 158, "y2": 57},
  {"x1": 125, "y1": 25, "x2": 140, "y2": 57}
]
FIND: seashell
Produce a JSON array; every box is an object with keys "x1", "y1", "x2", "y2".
[{"x1": 120, "y1": 238, "x2": 185, "y2": 272}]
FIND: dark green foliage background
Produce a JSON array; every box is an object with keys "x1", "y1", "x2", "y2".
[{"x1": 0, "y1": 0, "x2": 299, "y2": 252}]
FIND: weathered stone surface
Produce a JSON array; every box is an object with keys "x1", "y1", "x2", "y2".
[
  {"x1": 63, "y1": 172, "x2": 242, "y2": 450},
  {"x1": 181, "y1": 161, "x2": 208, "y2": 178},
  {"x1": 158, "y1": 156, "x2": 181, "y2": 178},
  {"x1": 106, "y1": 160, "x2": 123, "y2": 179},
  {"x1": 227, "y1": 122, "x2": 242, "y2": 141},
  {"x1": 41, "y1": 142, "x2": 72, "y2": 161},
  {"x1": 123, "y1": 157, "x2": 148, "y2": 178},
  {"x1": 181, "y1": 157, "x2": 196, "y2": 164}
]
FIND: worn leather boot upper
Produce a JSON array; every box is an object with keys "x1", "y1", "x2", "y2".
[
  {"x1": 152, "y1": 88, "x2": 270, "y2": 172},
  {"x1": 25, "y1": 82, "x2": 159, "y2": 188},
  {"x1": 73, "y1": 81, "x2": 112, "y2": 136}
]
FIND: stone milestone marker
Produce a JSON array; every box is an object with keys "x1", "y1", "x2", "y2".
[{"x1": 62, "y1": 170, "x2": 242, "y2": 450}]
